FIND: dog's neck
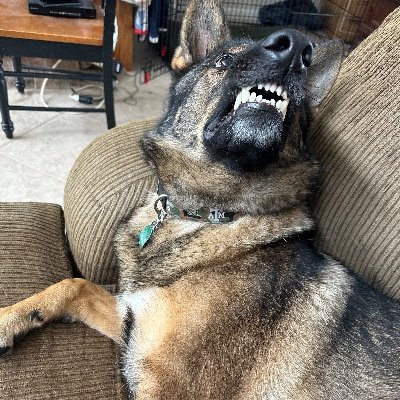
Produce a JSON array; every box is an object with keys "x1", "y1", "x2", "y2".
[
  {"x1": 142, "y1": 134, "x2": 319, "y2": 216},
  {"x1": 117, "y1": 194, "x2": 315, "y2": 288},
  {"x1": 136, "y1": 188, "x2": 315, "y2": 252},
  {"x1": 137, "y1": 133, "x2": 318, "y2": 252}
]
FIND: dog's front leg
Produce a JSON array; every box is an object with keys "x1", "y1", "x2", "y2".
[{"x1": 0, "y1": 278, "x2": 123, "y2": 355}]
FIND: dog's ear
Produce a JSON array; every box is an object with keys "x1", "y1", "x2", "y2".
[
  {"x1": 306, "y1": 40, "x2": 344, "y2": 107},
  {"x1": 171, "y1": 0, "x2": 231, "y2": 71}
]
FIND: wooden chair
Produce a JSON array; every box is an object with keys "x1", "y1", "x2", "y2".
[{"x1": 0, "y1": 0, "x2": 116, "y2": 138}]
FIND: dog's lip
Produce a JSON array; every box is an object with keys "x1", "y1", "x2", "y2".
[
  {"x1": 233, "y1": 83, "x2": 290, "y2": 120},
  {"x1": 235, "y1": 101, "x2": 280, "y2": 115},
  {"x1": 204, "y1": 100, "x2": 281, "y2": 140}
]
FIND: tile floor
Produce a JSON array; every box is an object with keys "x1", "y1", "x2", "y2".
[{"x1": 0, "y1": 67, "x2": 171, "y2": 206}]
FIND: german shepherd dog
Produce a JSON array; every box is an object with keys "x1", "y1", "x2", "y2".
[{"x1": 1, "y1": 0, "x2": 399, "y2": 398}]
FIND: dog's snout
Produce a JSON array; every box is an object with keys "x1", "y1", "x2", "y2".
[{"x1": 261, "y1": 29, "x2": 313, "y2": 71}]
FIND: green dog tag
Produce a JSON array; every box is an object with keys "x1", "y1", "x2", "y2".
[
  {"x1": 138, "y1": 224, "x2": 154, "y2": 249},
  {"x1": 137, "y1": 194, "x2": 169, "y2": 249}
]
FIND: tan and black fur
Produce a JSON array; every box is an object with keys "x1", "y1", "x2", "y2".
[{"x1": 1, "y1": 1, "x2": 399, "y2": 399}]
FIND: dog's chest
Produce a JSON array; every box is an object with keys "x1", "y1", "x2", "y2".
[
  {"x1": 117, "y1": 287, "x2": 171, "y2": 395},
  {"x1": 118, "y1": 287, "x2": 170, "y2": 353},
  {"x1": 116, "y1": 278, "x2": 233, "y2": 397}
]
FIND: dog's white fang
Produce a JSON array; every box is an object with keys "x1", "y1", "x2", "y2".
[
  {"x1": 241, "y1": 88, "x2": 251, "y2": 103},
  {"x1": 233, "y1": 91, "x2": 242, "y2": 111},
  {"x1": 281, "y1": 99, "x2": 289, "y2": 119}
]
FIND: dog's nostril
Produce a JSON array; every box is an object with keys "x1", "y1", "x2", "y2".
[
  {"x1": 302, "y1": 45, "x2": 313, "y2": 68},
  {"x1": 263, "y1": 34, "x2": 291, "y2": 52},
  {"x1": 302, "y1": 44, "x2": 313, "y2": 68}
]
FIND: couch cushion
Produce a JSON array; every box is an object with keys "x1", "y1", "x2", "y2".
[
  {"x1": 309, "y1": 9, "x2": 400, "y2": 298},
  {"x1": 0, "y1": 203, "x2": 126, "y2": 399},
  {"x1": 64, "y1": 119, "x2": 157, "y2": 285}
]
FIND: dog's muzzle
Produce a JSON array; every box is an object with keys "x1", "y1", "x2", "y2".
[{"x1": 204, "y1": 29, "x2": 313, "y2": 172}]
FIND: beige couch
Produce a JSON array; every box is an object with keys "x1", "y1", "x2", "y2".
[{"x1": 0, "y1": 8, "x2": 399, "y2": 399}]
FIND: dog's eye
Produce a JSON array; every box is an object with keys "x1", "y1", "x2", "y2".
[{"x1": 215, "y1": 54, "x2": 234, "y2": 69}]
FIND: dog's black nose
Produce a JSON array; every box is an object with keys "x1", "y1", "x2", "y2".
[{"x1": 261, "y1": 29, "x2": 313, "y2": 71}]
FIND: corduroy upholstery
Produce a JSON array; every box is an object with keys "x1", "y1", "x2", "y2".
[
  {"x1": 0, "y1": 8, "x2": 399, "y2": 400},
  {"x1": 0, "y1": 203, "x2": 72, "y2": 305},
  {"x1": 309, "y1": 8, "x2": 400, "y2": 299},
  {"x1": 0, "y1": 203, "x2": 126, "y2": 399},
  {"x1": 64, "y1": 119, "x2": 157, "y2": 285}
]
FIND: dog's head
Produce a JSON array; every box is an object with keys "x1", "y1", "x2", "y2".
[{"x1": 141, "y1": 0, "x2": 342, "y2": 214}]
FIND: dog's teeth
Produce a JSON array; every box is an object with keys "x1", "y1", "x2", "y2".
[
  {"x1": 274, "y1": 99, "x2": 286, "y2": 117},
  {"x1": 241, "y1": 88, "x2": 250, "y2": 103},
  {"x1": 234, "y1": 91, "x2": 242, "y2": 111},
  {"x1": 281, "y1": 99, "x2": 289, "y2": 119},
  {"x1": 235, "y1": 85, "x2": 290, "y2": 112}
]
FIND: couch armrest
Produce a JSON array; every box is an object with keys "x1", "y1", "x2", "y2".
[
  {"x1": 64, "y1": 119, "x2": 157, "y2": 285},
  {"x1": 0, "y1": 202, "x2": 73, "y2": 305},
  {"x1": 0, "y1": 202, "x2": 126, "y2": 399}
]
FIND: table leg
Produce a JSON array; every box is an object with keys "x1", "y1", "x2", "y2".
[
  {"x1": 103, "y1": 55, "x2": 116, "y2": 129},
  {"x1": 0, "y1": 55, "x2": 14, "y2": 138},
  {"x1": 12, "y1": 57, "x2": 26, "y2": 94}
]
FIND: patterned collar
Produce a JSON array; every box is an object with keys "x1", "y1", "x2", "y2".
[
  {"x1": 166, "y1": 200, "x2": 239, "y2": 224},
  {"x1": 138, "y1": 193, "x2": 241, "y2": 249}
]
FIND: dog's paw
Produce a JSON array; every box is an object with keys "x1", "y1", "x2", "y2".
[{"x1": 0, "y1": 306, "x2": 45, "y2": 356}]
